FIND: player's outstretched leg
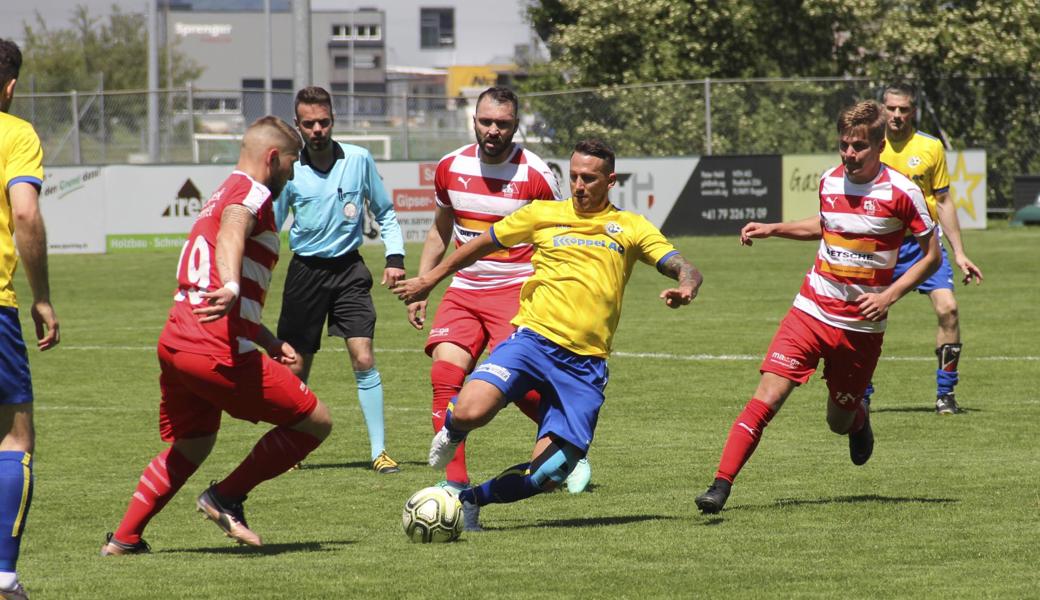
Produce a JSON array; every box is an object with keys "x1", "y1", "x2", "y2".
[
  {"x1": 196, "y1": 483, "x2": 262, "y2": 547},
  {"x1": 430, "y1": 360, "x2": 470, "y2": 486},
  {"x1": 696, "y1": 398, "x2": 776, "y2": 514},
  {"x1": 564, "y1": 457, "x2": 592, "y2": 494},
  {"x1": 355, "y1": 367, "x2": 400, "y2": 473}
]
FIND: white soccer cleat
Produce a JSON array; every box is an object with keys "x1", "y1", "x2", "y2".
[
  {"x1": 0, "y1": 582, "x2": 28, "y2": 600},
  {"x1": 428, "y1": 427, "x2": 461, "y2": 469},
  {"x1": 565, "y1": 457, "x2": 592, "y2": 494}
]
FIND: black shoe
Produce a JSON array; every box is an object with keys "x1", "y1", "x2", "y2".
[
  {"x1": 100, "y1": 532, "x2": 151, "y2": 556},
  {"x1": 935, "y1": 393, "x2": 960, "y2": 415},
  {"x1": 849, "y1": 413, "x2": 874, "y2": 466},
  {"x1": 695, "y1": 478, "x2": 731, "y2": 514}
]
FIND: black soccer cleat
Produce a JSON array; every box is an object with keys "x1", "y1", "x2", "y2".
[
  {"x1": 848, "y1": 413, "x2": 874, "y2": 466},
  {"x1": 100, "y1": 532, "x2": 151, "y2": 556},
  {"x1": 695, "y1": 478, "x2": 732, "y2": 514},
  {"x1": 935, "y1": 393, "x2": 960, "y2": 415}
]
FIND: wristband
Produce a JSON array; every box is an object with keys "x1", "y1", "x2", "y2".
[{"x1": 222, "y1": 281, "x2": 241, "y2": 298}]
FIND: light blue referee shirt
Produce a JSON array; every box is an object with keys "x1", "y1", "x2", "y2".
[{"x1": 274, "y1": 142, "x2": 404, "y2": 263}]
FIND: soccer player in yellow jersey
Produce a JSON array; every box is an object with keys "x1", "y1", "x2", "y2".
[
  {"x1": 0, "y1": 39, "x2": 60, "y2": 600},
  {"x1": 875, "y1": 83, "x2": 983, "y2": 415},
  {"x1": 394, "y1": 139, "x2": 702, "y2": 522}
]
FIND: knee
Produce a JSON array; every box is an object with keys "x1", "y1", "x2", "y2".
[
  {"x1": 351, "y1": 355, "x2": 375, "y2": 372},
  {"x1": 298, "y1": 401, "x2": 334, "y2": 441},
  {"x1": 935, "y1": 300, "x2": 959, "y2": 328},
  {"x1": 172, "y1": 435, "x2": 217, "y2": 465}
]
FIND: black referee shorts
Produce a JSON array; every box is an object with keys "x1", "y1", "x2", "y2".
[{"x1": 277, "y1": 251, "x2": 376, "y2": 354}]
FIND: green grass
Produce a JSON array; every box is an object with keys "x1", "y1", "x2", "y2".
[{"x1": 12, "y1": 227, "x2": 1040, "y2": 599}]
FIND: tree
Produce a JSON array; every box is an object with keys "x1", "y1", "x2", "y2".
[{"x1": 522, "y1": 0, "x2": 1040, "y2": 207}]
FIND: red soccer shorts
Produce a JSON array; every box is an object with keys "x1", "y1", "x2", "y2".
[
  {"x1": 157, "y1": 343, "x2": 318, "y2": 441},
  {"x1": 424, "y1": 283, "x2": 523, "y2": 359},
  {"x1": 760, "y1": 307, "x2": 884, "y2": 411}
]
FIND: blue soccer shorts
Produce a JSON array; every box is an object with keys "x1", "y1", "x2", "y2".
[
  {"x1": 894, "y1": 235, "x2": 955, "y2": 293},
  {"x1": 468, "y1": 328, "x2": 608, "y2": 453},
  {"x1": 0, "y1": 307, "x2": 33, "y2": 405}
]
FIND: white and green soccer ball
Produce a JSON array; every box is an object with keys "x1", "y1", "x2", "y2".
[{"x1": 402, "y1": 486, "x2": 463, "y2": 543}]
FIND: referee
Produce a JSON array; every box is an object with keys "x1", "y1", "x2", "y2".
[{"x1": 274, "y1": 86, "x2": 404, "y2": 474}]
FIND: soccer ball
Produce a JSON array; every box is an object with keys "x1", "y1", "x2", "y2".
[{"x1": 402, "y1": 486, "x2": 463, "y2": 543}]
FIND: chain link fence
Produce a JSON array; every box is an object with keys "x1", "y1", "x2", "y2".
[{"x1": 9, "y1": 77, "x2": 1039, "y2": 210}]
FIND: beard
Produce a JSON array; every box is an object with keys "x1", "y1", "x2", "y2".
[{"x1": 475, "y1": 131, "x2": 513, "y2": 159}]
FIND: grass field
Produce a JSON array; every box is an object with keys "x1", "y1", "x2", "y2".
[{"x1": 12, "y1": 225, "x2": 1040, "y2": 599}]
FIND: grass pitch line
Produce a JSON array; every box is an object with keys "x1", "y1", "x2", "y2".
[{"x1": 59, "y1": 345, "x2": 1040, "y2": 362}]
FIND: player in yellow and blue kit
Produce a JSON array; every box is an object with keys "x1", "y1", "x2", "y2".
[
  {"x1": 393, "y1": 140, "x2": 703, "y2": 524},
  {"x1": 0, "y1": 39, "x2": 60, "y2": 600},
  {"x1": 872, "y1": 83, "x2": 984, "y2": 415}
]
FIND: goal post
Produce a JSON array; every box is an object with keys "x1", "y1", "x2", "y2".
[{"x1": 192, "y1": 133, "x2": 393, "y2": 163}]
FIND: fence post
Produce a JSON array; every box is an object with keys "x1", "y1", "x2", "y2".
[
  {"x1": 99, "y1": 73, "x2": 107, "y2": 163},
  {"x1": 401, "y1": 91, "x2": 410, "y2": 160},
  {"x1": 71, "y1": 90, "x2": 82, "y2": 165},
  {"x1": 704, "y1": 77, "x2": 712, "y2": 156},
  {"x1": 187, "y1": 82, "x2": 197, "y2": 163},
  {"x1": 29, "y1": 75, "x2": 35, "y2": 125}
]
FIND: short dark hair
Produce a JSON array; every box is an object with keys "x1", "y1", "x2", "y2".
[
  {"x1": 883, "y1": 82, "x2": 917, "y2": 106},
  {"x1": 573, "y1": 139, "x2": 615, "y2": 174},
  {"x1": 475, "y1": 86, "x2": 519, "y2": 118},
  {"x1": 836, "y1": 100, "x2": 887, "y2": 145},
  {"x1": 295, "y1": 85, "x2": 333, "y2": 115},
  {"x1": 0, "y1": 38, "x2": 22, "y2": 88}
]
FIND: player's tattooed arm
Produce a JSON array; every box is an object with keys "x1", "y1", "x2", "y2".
[
  {"x1": 658, "y1": 253, "x2": 703, "y2": 308},
  {"x1": 195, "y1": 204, "x2": 257, "y2": 322}
]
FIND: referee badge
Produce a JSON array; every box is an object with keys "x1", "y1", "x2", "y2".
[{"x1": 343, "y1": 203, "x2": 359, "y2": 220}]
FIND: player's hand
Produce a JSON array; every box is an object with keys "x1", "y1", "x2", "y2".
[
  {"x1": 659, "y1": 287, "x2": 695, "y2": 309},
  {"x1": 407, "y1": 301, "x2": 427, "y2": 330},
  {"x1": 739, "y1": 222, "x2": 773, "y2": 246},
  {"x1": 955, "y1": 254, "x2": 983, "y2": 286},
  {"x1": 381, "y1": 267, "x2": 406, "y2": 288},
  {"x1": 392, "y1": 277, "x2": 432, "y2": 304},
  {"x1": 267, "y1": 340, "x2": 300, "y2": 367},
  {"x1": 194, "y1": 287, "x2": 238, "y2": 323},
  {"x1": 31, "y1": 300, "x2": 60, "y2": 350},
  {"x1": 855, "y1": 292, "x2": 894, "y2": 322}
]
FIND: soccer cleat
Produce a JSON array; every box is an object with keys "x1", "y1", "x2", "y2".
[
  {"x1": 935, "y1": 393, "x2": 960, "y2": 415},
  {"x1": 849, "y1": 412, "x2": 874, "y2": 466},
  {"x1": 461, "y1": 498, "x2": 482, "y2": 532},
  {"x1": 371, "y1": 450, "x2": 401, "y2": 474},
  {"x1": 564, "y1": 457, "x2": 592, "y2": 494},
  {"x1": 100, "y1": 532, "x2": 151, "y2": 556},
  {"x1": 0, "y1": 582, "x2": 28, "y2": 600},
  {"x1": 196, "y1": 484, "x2": 263, "y2": 547},
  {"x1": 695, "y1": 478, "x2": 732, "y2": 514},
  {"x1": 428, "y1": 427, "x2": 461, "y2": 469}
]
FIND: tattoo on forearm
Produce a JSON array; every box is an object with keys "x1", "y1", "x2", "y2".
[{"x1": 663, "y1": 254, "x2": 699, "y2": 288}]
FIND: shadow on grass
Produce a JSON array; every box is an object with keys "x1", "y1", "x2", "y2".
[
  {"x1": 872, "y1": 406, "x2": 976, "y2": 414},
  {"x1": 294, "y1": 460, "x2": 427, "y2": 471},
  {"x1": 500, "y1": 514, "x2": 674, "y2": 531},
  {"x1": 769, "y1": 494, "x2": 958, "y2": 509},
  {"x1": 161, "y1": 539, "x2": 354, "y2": 556}
]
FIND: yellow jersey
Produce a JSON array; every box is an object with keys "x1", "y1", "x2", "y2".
[
  {"x1": 490, "y1": 198, "x2": 679, "y2": 358},
  {"x1": 880, "y1": 130, "x2": 949, "y2": 222},
  {"x1": 0, "y1": 112, "x2": 45, "y2": 308}
]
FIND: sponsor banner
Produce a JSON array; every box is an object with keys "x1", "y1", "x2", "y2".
[
  {"x1": 39, "y1": 167, "x2": 107, "y2": 254},
  {"x1": 107, "y1": 234, "x2": 187, "y2": 253},
  {"x1": 104, "y1": 165, "x2": 230, "y2": 235},
  {"x1": 660, "y1": 155, "x2": 782, "y2": 236},
  {"x1": 781, "y1": 151, "x2": 987, "y2": 229}
]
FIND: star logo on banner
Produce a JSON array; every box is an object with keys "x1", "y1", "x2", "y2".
[{"x1": 947, "y1": 153, "x2": 983, "y2": 221}]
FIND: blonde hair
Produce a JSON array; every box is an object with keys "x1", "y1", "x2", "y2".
[{"x1": 836, "y1": 100, "x2": 887, "y2": 145}]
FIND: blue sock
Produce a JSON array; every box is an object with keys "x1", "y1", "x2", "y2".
[
  {"x1": 443, "y1": 397, "x2": 468, "y2": 443},
  {"x1": 461, "y1": 463, "x2": 544, "y2": 507},
  {"x1": 937, "y1": 369, "x2": 959, "y2": 396},
  {"x1": 355, "y1": 368, "x2": 385, "y2": 461},
  {"x1": 0, "y1": 452, "x2": 33, "y2": 573}
]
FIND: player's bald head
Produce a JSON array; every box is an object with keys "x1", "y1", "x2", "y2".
[{"x1": 241, "y1": 116, "x2": 301, "y2": 159}]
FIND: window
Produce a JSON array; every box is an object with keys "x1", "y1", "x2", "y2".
[
  {"x1": 334, "y1": 55, "x2": 350, "y2": 69},
  {"x1": 332, "y1": 24, "x2": 349, "y2": 39},
  {"x1": 420, "y1": 8, "x2": 454, "y2": 49},
  {"x1": 332, "y1": 23, "x2": 381, "y2": 41}
]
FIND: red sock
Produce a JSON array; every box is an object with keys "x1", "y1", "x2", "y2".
[
  {"x1": 431, "y1": 360, "x2": 469, "y2": 485},
  {"x1": 514, "y1": 390, "x2": 542, "y2": 423},
  {"x1": 714, "y1": 398, "x2": 776, "y2": 483},
  {"x1": 216, "y1": 427, "x2": 321, "y2": 500},
  {"x1": 114, "y1": 446, "x2": 198, "y2": 544}
]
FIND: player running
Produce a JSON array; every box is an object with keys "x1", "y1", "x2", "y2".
[
  {"x1": 694, "y1": 100, "x2": 941, "y2": 514},
  {"x1": 395, "y1": 139, "x2": 702, "y2": 525},
  {"x1": 102, "y1": 117, "x2": 333, "y2": 553},
  {"x1": 407, "y1": 87, "x2": 589, "y2": 530}
]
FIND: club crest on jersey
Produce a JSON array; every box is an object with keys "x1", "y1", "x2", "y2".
[
  {"x1": 605, "y1": 222, "x2": 623, "y2": 235},
  {"x1": 863, "y1": 199, "x2": 877, "y2": 213},
  {"x1": 501, "y1": 183, "x2": 515, "y2": 196},
  {"x1": 908, "y1": 156, "x2": 922, "y2": 168},
  {"x1": 343, "y1": 203, "x2": 359, "y2": 220}
]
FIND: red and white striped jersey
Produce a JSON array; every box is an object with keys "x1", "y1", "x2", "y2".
[
  {"x1": 435, "y1": 143, "x2": 561, "y2": 290},
  {"x1": 159, "y1": 171, "x2": 281, "y2": 357},
  {"x1": 793, "y1": 164, "x2": 934, "y2": 333}
]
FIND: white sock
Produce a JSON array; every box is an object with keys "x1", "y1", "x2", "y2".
[{"x1": 0, "y1": 571, "x2": 18, "y2": 591}]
